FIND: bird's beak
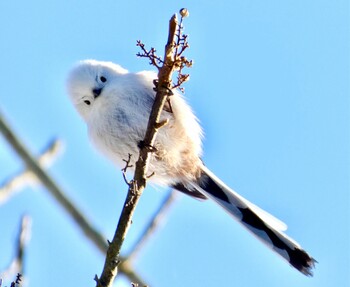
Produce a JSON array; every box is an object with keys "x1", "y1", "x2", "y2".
[{"x1": 92, "y1": 87, "x2": 103, "y2": 98}]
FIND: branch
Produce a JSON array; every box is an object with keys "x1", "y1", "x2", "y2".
[
  {"x1": 0, "y1": 139, "x2": 63, "y2": 204},
  {"x1": 0, "y1": 111, "x2": 107, "y2": 251},
  {"x1": 136, "y1": 41, "x2": 163, "y2": 69},
  {"x1": 0, "y1": 111, "x2": 147, "y2": 286},
  {"x1": 0, "y1": 215, "x2": 31, "y2": 284},
  {"x1": 0, "y1": 274, "x2": 22, "y2": 287},
  {"x1": 96, "y1": 10, "x2": 191, "y2": 287},
  {"x1": 137, "y1": 8, "x2": 192, "y2": 93}
]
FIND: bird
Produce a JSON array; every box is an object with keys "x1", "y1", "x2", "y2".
[{"x1": 66, "y1": 59, "x2": 316, "y2": 276}]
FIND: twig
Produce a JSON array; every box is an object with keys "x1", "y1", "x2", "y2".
[
  {"x1": 125, "y1": 190, "x2": 178, "y2": 264},
  {"x1": 0, "y1": 139, "x2": 63, "y2": 204},
  {"x1": 95, "y1": 10, "x2": 190, "y2": 287},
  {"x1": 0, "y1": 274, "x2": 22, "y2": 287},
  {"x1": 15, "y1": 215, "x2": 31, "y2": 275},
  {"x1": 121, "y1": 153, "x2": 133, "y2": 185},
  {"x1": 0, "y1": 111, "x2": 147, "y2": 286},
  {"x1": 136, "y1": 9, "x2": 192, "y2": 94},
  {"x1": 0, "y1": 215, "x2": 31, "y2": 284},
  {"x1": 136, "y1": 41, "x2": 163, "y2": 69}
]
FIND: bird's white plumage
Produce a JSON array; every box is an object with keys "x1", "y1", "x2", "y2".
[
  {"x1": 67, "y1": 60, "x2": 203, "y2": 185},
  {"x1": 66, "y1": 59, "x2": 315, "y2": 276}
]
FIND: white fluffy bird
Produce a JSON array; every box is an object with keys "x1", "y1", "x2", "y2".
[{"x1": 67, "y1": 59, "x2": 316, "y2": 276}]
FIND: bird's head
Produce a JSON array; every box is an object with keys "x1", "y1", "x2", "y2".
[{"x1": 66, "y1": 59, "x2": 128, "y2": 121}]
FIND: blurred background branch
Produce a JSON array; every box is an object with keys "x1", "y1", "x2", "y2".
[
  {"x1": 0, "y1": 111, "x2": 146, "y2": 285},
  {"x1": 0, "y1": 139, "x2": 63, "y2": 204},
  {"x1": 0, "y1": 215, "x2": 30, "y2": 286},
  {"x1": 0, "y1": 110, "x2": 108, "y2": 254},
  {"x1": 0, "y1": 110, "x2": 178, "y2": 286}
]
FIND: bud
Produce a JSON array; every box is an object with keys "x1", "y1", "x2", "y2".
[{"x1": 179, "y1": 8, "x2": 189, "y2": 18}]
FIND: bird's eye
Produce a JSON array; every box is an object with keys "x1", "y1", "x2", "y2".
[
  {"x1": 100, "y1": 76, "x2": 107, "y2": 83},
  {"x1": 84, "y1": 100, "x2": 91, "y2": 105}
]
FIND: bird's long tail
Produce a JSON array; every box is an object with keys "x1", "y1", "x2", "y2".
[{"x1": 189, "y1": 166, "x2": 316, "y2": 276}]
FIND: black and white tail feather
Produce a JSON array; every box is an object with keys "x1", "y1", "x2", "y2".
[{"x1": 175, "y1": 166, "x2": 316, "y2": 276}]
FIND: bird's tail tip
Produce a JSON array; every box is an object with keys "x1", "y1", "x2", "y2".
[
  {"x1": 291, "y1": 250, "x2": 317, "y2": 276},
  {"x1": 196, "y1": 166, "x2": 317, "y2": 276}
]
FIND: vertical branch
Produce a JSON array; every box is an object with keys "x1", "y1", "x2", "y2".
[
  {"x1": 14, "y1": 215, "x2": 31, "y2": 276},
  {"x1": 96, "y1": 10, "x2": 191, "y2": 287}
]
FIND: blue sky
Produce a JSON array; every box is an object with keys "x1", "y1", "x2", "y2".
[{"x1": 0, "y1": 1, "x2": 349, "y2": 287}]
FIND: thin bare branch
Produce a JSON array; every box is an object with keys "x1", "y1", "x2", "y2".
[
  {"x1": 121, "y1": 153, "x2": 133, "y2": 185},
  {"x1": 171, "y1": 10, "x2": 192, "y2": 92},
  {"x1": 136, "y1": 40, "x2": 163, "y2": 69},
  {"x1": 95, "y1": 11, "x2": 189, "y2": 287},
  {"x1": 0, "y1": 111, "x2": 148, "y2": 286},
  {"x1": 0, "y1": 215, "x2": 31, "y2": 284},
  {"x1": 0, "y1": 139, "x2": 63, "y2": 204},
  {"x1": 0, "y1": 111, "x2": 107, "y2": 252}
]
